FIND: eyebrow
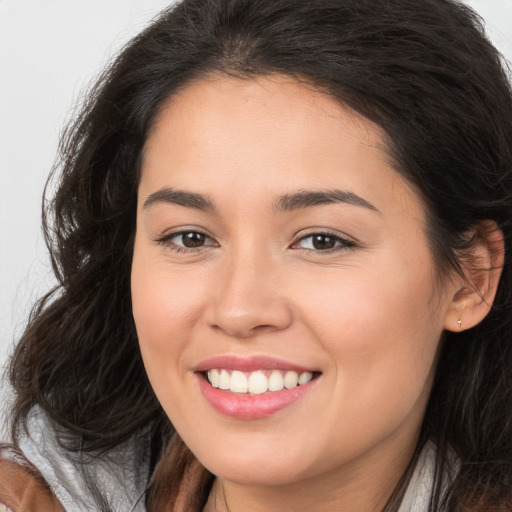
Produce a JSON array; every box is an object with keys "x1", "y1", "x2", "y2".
[
  {"x1": 143, "y1": 186, "x2": 379, "y2": 215},
  {"x1": 143, "y1": 187, "x2": 216, "y2": 212},
  {"x1": 274, "y1": 189, "x2": 380, "y2": 213}
]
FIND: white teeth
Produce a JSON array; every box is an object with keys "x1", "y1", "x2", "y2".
[
  {"x1": 284, "y1": 371, "x2": 299, "y2": 389},
  {"x1": 298, "y1": 371, "x2": 313, "y2": 385},
  {"x1": 268, "y1": 370, "x2": 284, "y2": 391},
  {"x1": 248, "y1": 370, "x2": 268, "y2": 394},
  {"x1": 208, "y1": 369, "x2": 220, "y2": 388},
  {"x1": 230, "y1": 370, "x2": 248, "y2": 393},
  {"x1": 206, "y1": 368, "x2": 316, "y2": 394},
  {"x1": 218, "y1": 369, "x2": 231, "y2": 390}
]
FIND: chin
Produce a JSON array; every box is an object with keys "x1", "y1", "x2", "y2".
[
  {"x1": 192, "y1": 440, "x2": 317, "y2": 487},
  {"x1": 207, "y1": 461, "x2": 306, "y2": 487}
]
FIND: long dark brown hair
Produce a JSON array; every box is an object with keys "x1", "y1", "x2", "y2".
[{"x1": 8, "y1": 0, "x2": 512, "y2": 510}]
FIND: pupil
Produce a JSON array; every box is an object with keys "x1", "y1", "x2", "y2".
[
  {"x1": 312, "y1": 235, "x2": 335, "y2": 250},
  {"x1": 183, "y1": 232, "x2": 205, "y2": 248}
]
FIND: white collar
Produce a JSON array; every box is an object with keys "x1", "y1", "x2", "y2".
[
  {"x1": 18, "y1": 406, "x2": 150, "y2": 512},
  {"x1": 398, "y1": 442, "x2": 436, "y2": 512}
]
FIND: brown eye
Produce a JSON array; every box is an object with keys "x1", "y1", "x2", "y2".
[
  {"x1": 294, "y1": 232, "x2": 355, "y2": 252},
  {"x1": 159, "y1": 230, "x2": 216, "y2": 250},
  {"x1": 311, "y1": 234, "x2": 336, "y2": 250},
  {"x1": 181, "y1": 232, "x2": 207, "y2": 248}
]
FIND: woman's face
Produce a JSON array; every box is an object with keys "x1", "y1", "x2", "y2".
[{"x1": 132, "y1": 76, "x2": 458, "y2": 492}]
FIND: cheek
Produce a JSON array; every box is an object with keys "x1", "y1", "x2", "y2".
[
  {"x1": 296, "y1": 256, "x2": 443, "y2": 430},
  {"x1": 130, "y1": 245, "x2": 205, "y2": 381},
  {"x1": 131, "y1": 255, "x2": 211, "y2": 426}
]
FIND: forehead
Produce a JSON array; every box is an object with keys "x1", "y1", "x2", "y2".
[
  {"x1": 140, "y1": 74, "x2": 423, "y2": 221},
  {"x1": 147, "y1": 74, "x2": 386, "y2": 155}
]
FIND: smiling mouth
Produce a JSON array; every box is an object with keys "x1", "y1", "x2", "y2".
[{"x1": 203, "y1": 369, "x2": 320, "y2": 395}]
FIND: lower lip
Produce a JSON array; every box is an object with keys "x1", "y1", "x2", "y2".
[{"x1": 196, "y1": 374, "x2": 318, "y2": 419}]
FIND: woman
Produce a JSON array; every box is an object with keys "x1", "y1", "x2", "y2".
[{"x1": 1, "y1": 0, "x2": 511, "y2": 510}]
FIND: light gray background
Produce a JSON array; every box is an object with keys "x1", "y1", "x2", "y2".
[{"x1": 1, "y1": 0, "x2": 511, "y2": 440}]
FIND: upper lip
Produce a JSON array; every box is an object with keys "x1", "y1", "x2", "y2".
[{"x1": 194, "y1": 355, "x2": 318, "y2": 373}]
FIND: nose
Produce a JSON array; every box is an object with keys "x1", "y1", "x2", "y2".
[{"x1": 206, "y1": 250, "x2": 293, "y2": 339}]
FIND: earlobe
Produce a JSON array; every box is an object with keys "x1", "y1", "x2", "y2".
[{"x1": 444, "y1": 221, "x2": 504, "y2": 332}]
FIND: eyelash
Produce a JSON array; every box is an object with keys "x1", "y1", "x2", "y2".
[
  {"x1": 155, "y1": 230, "x2": 217, "y2": 253},
  {"x1": 291, "y1": 231, "x2": 356, "y2": 253},
  {"x1": 156, "y1": 229, "x2": 356, "y2": 254}
]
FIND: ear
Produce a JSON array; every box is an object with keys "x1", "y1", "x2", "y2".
[{"x1": 444, "y1": 221, "x2": 504, "y2": 332}]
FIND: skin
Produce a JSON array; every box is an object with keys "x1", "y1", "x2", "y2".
[{"x1": 131, "y1": 75, "x2": 465, "y2": 511}]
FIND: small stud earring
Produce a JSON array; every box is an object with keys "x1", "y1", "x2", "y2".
[{"x1": 457, "y1": 319, "x2": 462, "y2": 329}]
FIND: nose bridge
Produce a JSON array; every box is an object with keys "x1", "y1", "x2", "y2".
[{"x1": 209, "y1": 241, "x2": 292, "y2": 338}]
